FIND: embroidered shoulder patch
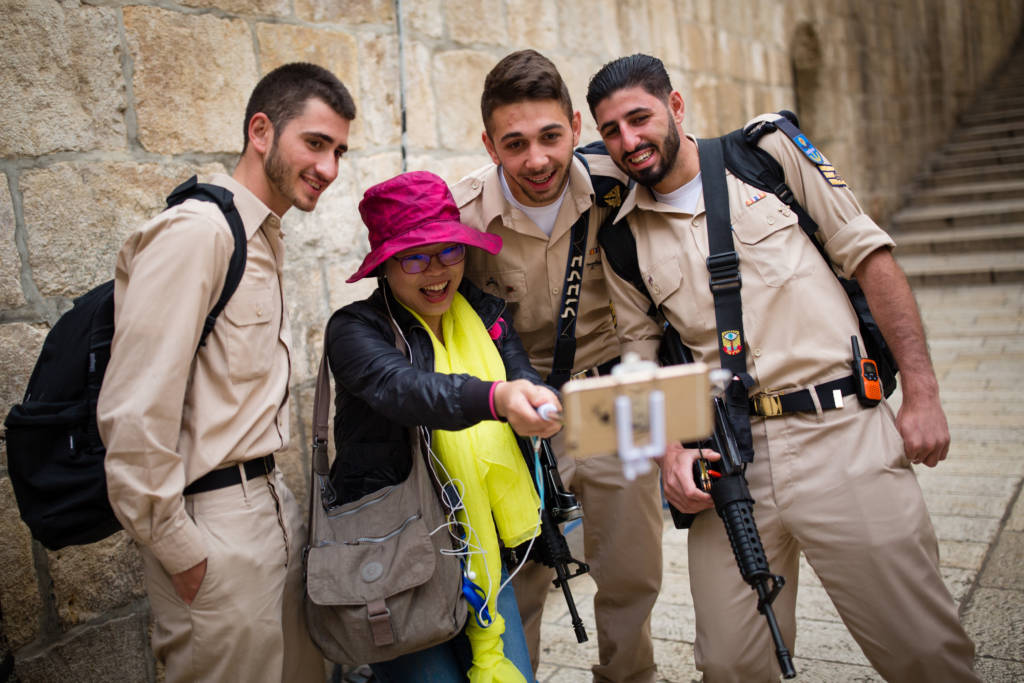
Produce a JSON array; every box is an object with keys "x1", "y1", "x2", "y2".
[
  {"x1": 793, "y1": 134, "x2": 846, "y2": 187},
  {"x1": 602, "y1": 185, "x2": 623, "y2": 208}
]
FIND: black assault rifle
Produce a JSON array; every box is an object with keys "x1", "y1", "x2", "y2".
[
  {"x1": 661, "y1": 330, "x2": 797, "y2": 679},
  {"x1": 510, "y1": 436, "x2": 590, "y2": 643}
]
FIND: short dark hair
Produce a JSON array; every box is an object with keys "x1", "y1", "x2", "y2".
[
  {"x1": 481, "y1": 50, "x2": 573, "y2": 135},
  {"x1": 586, "y1": 54, "x2": 673, "y2": 118},
  {"x1": 242, "y1": 62, "x2": 356, "y2": 150}
]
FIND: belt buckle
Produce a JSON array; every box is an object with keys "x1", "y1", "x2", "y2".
[
  {"x1": 752, "y1": 392, "x2": 783, "y2": 417},
  {"x1": 570, "y1": 367, "x2": 594, "y2": 381}
]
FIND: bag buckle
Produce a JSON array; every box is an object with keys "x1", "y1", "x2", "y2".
[
  {"x1": 752, "y1": 392, "x2": 783, "y2": 417},
  {"x1": 707, "y1": 251, "x2": 741, "y2": 292}
]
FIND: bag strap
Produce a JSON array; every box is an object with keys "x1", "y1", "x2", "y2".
[
  {"x1": 165, "y1": 175, "x2": 248, "y2": 347},
  {"x1": 697, "y1": 137, "x2": 756, "y2": 463}
]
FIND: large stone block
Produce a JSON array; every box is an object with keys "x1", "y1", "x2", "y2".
[
  {"x1": 0, "y1": 176, "x2": 25, "y2": 309},
  {"x1": 356, "y1": 33, "x2": 402, "y2": 148},
  {"x1": 435, "y1": 51, "x2": 497, "y2": 152},
  {"x1": 0, "y1": 323, "x2": 47, "y2": 433},
  {"x1": 402, "y1": 0, "x2": 444, "y2": 38},
  {"x1": 14, "y1": 612, "x2": 150, "y2": 683},
  {"x1": 0, "y1": 0, "x2": 125, "y2": 157},
  {"x1": 406, "y1": 154, "x2": 493, "y2": 187},
  {"x1": 403, "y1": 41, "x2": 440, "y2": 150},
  {"x1": 0, "y1": 476, "x2": 43, "y2": 650},
  {"x1": 21, "y1": 162, "x2": 225, "y2": 300},
  {"x1": 124, "y1": 6, "x2": 258, "y2": 155},
  {"x1": 181, "y1": 0, "x2": 289, "y2": 15},
  {"x1": 48, "y1": 533, "x2": 145, "y2": 630},
  {"x1": 555, "y1": 0, "x2": 622, "y2": 57},
  {"x1": 254, "y1": 23, "x2": 363, "y2": 149},
  {"x1": 296, "y1": 0, "x2": 395, "y2": 24},
  {"x1": 508, "y1": 0, "x2": 559, "y2": 49},
  {"x1": 444, "y1": 0, "x2": 508, "y2": 45}
]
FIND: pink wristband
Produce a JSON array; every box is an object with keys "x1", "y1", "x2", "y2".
[{"x1": 488, "y1": 381, "x2": 503, "y2": 420}]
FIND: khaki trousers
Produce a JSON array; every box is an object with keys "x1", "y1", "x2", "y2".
[
  {"x1": 513, "y1": 441, "x2": 664, "y2": 683},
  {"x1": 141, "y1": 467, "x2": 325, "y2": 683},
  {"x1": 688, "y1": 400, "x2": 979, "y2": 682}
]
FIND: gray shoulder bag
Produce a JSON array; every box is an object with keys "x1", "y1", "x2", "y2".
[{"x1": 303, "y1": 324, "x2": 468, "y2": 665}]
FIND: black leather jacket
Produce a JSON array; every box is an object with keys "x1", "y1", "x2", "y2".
[{"x1": 326, "y1": 279, "x2": 541, "y2": 503}]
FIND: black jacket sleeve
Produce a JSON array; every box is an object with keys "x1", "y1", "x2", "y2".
[{"x1": 327, "y1": 301, "x2": 493, "y2": 431}]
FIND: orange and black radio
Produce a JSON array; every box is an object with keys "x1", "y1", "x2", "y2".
[{"x1": 851, "y1": 336, "x2": 882, "y2": 407}]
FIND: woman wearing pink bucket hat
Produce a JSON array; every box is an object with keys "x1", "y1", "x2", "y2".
[{"x1": 325, "y1": 171, "x2": 560, "y2": 682}]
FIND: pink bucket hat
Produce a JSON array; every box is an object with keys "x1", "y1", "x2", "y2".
[{"x1": 346, "y1": 171, "x2": 502, "y2": 282}]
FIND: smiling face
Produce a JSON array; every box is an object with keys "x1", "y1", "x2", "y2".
[
  {"x1": 260, "y1": 97, "x2": 351, "y2": 215},
  {"x1": 384, "y1": 242, "x2": 465, "y2": 338},
  {"x1": 483, "y1": 99, "x2": 581, "y2": 207},
  {"x1": 593, "y1": 86, "x2": 693, "y2": 193}
]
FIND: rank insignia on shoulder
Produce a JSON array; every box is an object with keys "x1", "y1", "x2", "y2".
[
  {"x1": 722, "y1": 330, "x2": 743, "y2": 356},
  {"x1": 603, "y1": 185, "x2": 623, "y2": 207},
  {"x1": 745, "y1": 192, "x2": 767, "y2": 206},
  {"x1": 817, "y1": 164, "x2": 847, "y2": 187}
]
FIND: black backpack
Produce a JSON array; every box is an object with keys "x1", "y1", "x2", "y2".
[
  {"x1": 594, "y1": 112, "x2": 898, "y2": 395},
  {"x1": 3, "y1": 176, "x2": 248, "y2": 550}
]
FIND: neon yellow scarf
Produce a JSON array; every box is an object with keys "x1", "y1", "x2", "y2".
[{"x1": 403, "y1": 293, "x2": 539, "y2": 683}]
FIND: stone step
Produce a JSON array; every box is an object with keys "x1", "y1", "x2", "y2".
[
  {"x1": 960, "y1": 106, "x2": 1024, "y2": 125},
  {"x1": 896, "y1": 250, "x2": 1024, "y2": 286},
  {"x1": 908, "y1": 179, "x2": 1024, "y2": 204},
  {"x1": 893, "y1": 223, "x2": 1024, "y2": 254},
  {"x1": 953, "y1": 120, "x2": 1024, "y2": 141},
  {"x1": 919, "y1": 160, "x2": 1024, "y2": 186},
  {"x1": 890, "y1": 197, "x2": 1024, "y2": 231},
  {"x1": 972, "y1": 94, "x2": 1024, "y2": 110},
  {"x1": 941, "y1": 135, "x2": 1024, "y2": 155},
  {"x1": 928, "y1": 145, "x2": 1024, "y2": 170}
]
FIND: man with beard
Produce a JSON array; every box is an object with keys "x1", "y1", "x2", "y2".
[
  {"x1": 98, "y1": 63, "x2": 354, "y2": 682},
  {"x1": 584, "y1": 53, "x2": 980, "y2": 682},
  {"x1": 451, "y1": 50, "x2": 664, "y2": 683}
]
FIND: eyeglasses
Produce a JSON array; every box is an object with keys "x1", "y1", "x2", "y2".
[{"x1": 393, "y1": 244, "x2": 466, "y2": 274}]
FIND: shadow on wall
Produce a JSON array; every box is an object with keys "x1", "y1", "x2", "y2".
[{"x1": 791, "y1": 21, "x2": 823, "y2": 139}]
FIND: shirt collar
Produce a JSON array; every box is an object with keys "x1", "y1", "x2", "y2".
[{"x1": 209, "y1": 173, "x2": 277, "y2": 240}]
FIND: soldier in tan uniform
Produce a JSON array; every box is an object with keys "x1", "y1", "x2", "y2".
[
  {"x1": 451, "y1": 50, "x2": 664, "y2": 683},
  {"x1": 585, "y1": 54, "x2": 979, "y2": 682}
]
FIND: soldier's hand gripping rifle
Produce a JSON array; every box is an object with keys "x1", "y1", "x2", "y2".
[
  {"x1": 511, "y1": 427, "x2": 590, "y2": 644},
  {"x1": 661, "y1": 330, "x2": 797, "y2": 679}
]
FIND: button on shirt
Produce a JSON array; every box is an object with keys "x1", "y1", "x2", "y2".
[
  {"x1": 453, "y1": 156, "x2": 621, "y2": 378},
  {"x1": 605, "y1": 128, "x2": 896, "y2": 392},
  {"x1": 98, "y1": 173, "x2": 292, "y2": 575}
]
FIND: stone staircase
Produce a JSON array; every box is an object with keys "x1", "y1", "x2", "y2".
[{"x1": 890, "y1": 45, "x2": 1024, "y2": 285}]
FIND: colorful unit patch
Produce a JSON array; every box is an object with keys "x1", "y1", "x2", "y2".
[
  {"x1": 745, "y1": 192, "x2": 767, "y2": 206},
  {"x1": 603, "y1": 185, "x2": 623, "y2": 207},
  {"x1": 721, "y1": 330, "x2": 743, "y2": 356}
]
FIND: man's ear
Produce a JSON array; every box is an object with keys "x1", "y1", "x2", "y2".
[
  {"x1": 668, "y1": 91, "x2": 686, "y2": 126},
  {"x1": 482, "y1": 131, "x2": 501, "y2": 166},
  {"x1": 571, "y1": 110, "x2": 582, "y2": 147},
  {"x1": 247, "y1": 112, "x2": 274, "y2": 156}
]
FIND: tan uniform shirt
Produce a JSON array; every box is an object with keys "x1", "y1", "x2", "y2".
[
  {"x1": 452, "y1": 155, "x2": 625, "y2": 378},
  {"x1": 606, "y1": 121, "x2": 896, "y2": 391},
  {"x1": 98, "y1": 173, "x2": 292, "y2": 575}
]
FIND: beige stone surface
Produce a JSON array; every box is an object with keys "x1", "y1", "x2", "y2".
[
  {"x1": 125, "y1": 6, "x2": 258, "y2": 155},
  {"x1": 404, "y1": 40, "x2": 440, "y2": 150},
  {"x1": 402, "y1": 0, "x2": 444, "y2": 38},
  {"x1": 0, "y1": 476, "x2": 43, "y2": 650},
  {"x1": 14, "y1": 613, "x2": 150, "y2": 682},
  {"x1": 0, "y1": 176, "x2": 24, "y2": 308},
  {"x1": 444, "y1": 0, "x2": 508, "y2": 45},
  {"x1": 435, "y1": 50, "x2": 500, "y2": 152},
  {"x1": 507, "y1": 0, "x2": 559, "y2": 49},
  {"x1": 555, "y1": 0, "x2": 621, "y2": 57},
  {"x1": 406, "y1": 153, "x2": 493, "y2": 187},
  {"x1": 21, "y1": 162, "x2": 225, "y2": 300},
  {"x1": 49, "y1": 533, "x2": 145, "y2": 629},
  {"x1": 962, "y1": 587, "x2": 1024, "y2": 660},
  {"x1": 356, "y1": 33, "x2": 402, "y2": 148},
  {"x1": 180, "y1": 0, "x2": 289, "y2": 15},
  {"x1": 0, "y1": 0, "x2": 125, "y2": 157},
  {"x1": 0, "y1": 322, "x2": 47, "y2": 429},
  {"x1": 978, "y1": 531, "x2": 1024, "y2": 590},
  {"x1": 296, "y1": 0, "x2": 394, "y2": 24}
]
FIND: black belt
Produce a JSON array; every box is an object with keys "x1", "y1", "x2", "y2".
[
  {"x1": 569, "y1": 356, "x2": 620, "y2": 381},
  {"x1": 749, "y1": 376, "x2": 857, "y2": 417},
  {"x1": 184, "y1": 454, "x2": 276, "y2": 495}
]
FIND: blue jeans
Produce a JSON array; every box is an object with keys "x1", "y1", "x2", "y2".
[{"x1": 370, "y1": 568, "x2": 534, "y2": 682}]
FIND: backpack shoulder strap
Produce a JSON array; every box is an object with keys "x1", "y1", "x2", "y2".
[{"x1": 165, "y1": 176, "x2": 248, "y2": 347}]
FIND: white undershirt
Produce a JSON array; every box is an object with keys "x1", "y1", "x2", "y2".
[
  {"x1": 653, "y1": 171, "x2": 703, "y2": 215},
  {"x1": 499, "y1": 170, "x2": 568, "y2": 237}
]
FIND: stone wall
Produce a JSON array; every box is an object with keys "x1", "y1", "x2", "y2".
[{"x1": 1, "y1": 0, "x2": 1021, "y2": 679}]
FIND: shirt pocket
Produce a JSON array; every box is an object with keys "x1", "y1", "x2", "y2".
[
  {"x1": 222, "y1": 283, "x2": 277, "y2": 383},
  {"x1": 731, "y1": 200, "x2": 814, "y2": 288},
  {"x1": 642, "y1": 254, "x2": 707, "y2": 335}
]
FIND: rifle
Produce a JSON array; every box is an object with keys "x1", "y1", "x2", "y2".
[
  {"x1": 661, "y1": 329, "x2": 797, "y2": 679},
  {"x1": 511, "y1": 434, "x2": 590, "y2": 643}
]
